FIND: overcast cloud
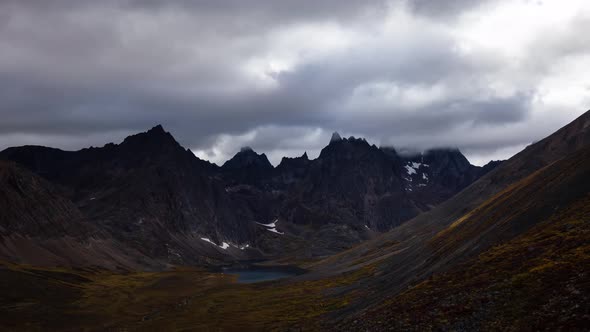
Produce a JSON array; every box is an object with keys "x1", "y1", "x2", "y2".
[{"x1": 0, "y1": 0, "x2": 588, "y2": 165}]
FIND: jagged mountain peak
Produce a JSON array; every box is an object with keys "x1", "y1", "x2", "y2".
[
  {"x1": 148, "y1": 124, "x2": 166, "y2": 133},
  {"x1": 319, "y1": 132, "x2": 377, "y2": 159},
  {"x1": 222, "y1": 147, "x2": 273, "y2": 170},
  {"x1": 277, "y1": 152, "x2": 311, "y2": 170},
  {"x1": 120, "y1": 124, "x2": 179, "y2": 149},
  {"x1": 330, "y1": 132, "x2": 342, "y2": 143},
  {"x1": 141, "y1": 124, "x2": 170, "y2": 137},
  {"x1": 393, "y1": 147, "x2": 472, "y2": 169},
  {"x1": 422, "y1": 148, "x2": 469, "y2": 163}
]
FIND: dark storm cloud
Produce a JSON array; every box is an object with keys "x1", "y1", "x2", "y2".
[
  {"x1": 0, "y1": 0, "x2": 588, "y2": 165},
  {"x1": 0, "y1": 0, "x2": 388, "y2": 29},
  {"x1": 408, "y1": 0, "x2": 494, "y2": 18}
]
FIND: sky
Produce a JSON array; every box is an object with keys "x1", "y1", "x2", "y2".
[{"x1": 0, "y1": 0, "x2": 589, "y2": 166}]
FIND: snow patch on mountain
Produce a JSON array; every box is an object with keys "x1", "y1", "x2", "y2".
[
  {"x1": 406, "y1": 162, "x2": 426, "y2": 174},
  {"x1": 257, "y1": 220, "x2": 277, "y2": 228},
  {"x1": 404, "y1": 165, "x2": 417, "y2": 175},
  {"x1": 200, "y1": 237, "x2": 215, "y2": 245},
  {"x1": 257, "y1": 219, "x2": 284, "y2": 235},
  {"x1": 200, "y1": 237, "x2": 235, "y2": 250}
]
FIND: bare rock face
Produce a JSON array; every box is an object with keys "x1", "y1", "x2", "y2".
[
  {"x1": 277, "y1": 137, "x2": 500, "y2": 232},
  {"x1": 0, "y1": 161, "x2": 157, "y2": 269},
  {"x1": 222, "y1": 147, "x2": 273, "y2": 185},
  {"x1": 282, "y1": 136, "x2": 408, "y2": 231},
  {"x1": 398, "y1": 148, "x2": 500, "y2": 207},
  {"x1": 0, "y1": 161, "x2": 86, "y2": 237},
  {"x1": 275, "y1": 152, "x2": 311, "y2": 186}
]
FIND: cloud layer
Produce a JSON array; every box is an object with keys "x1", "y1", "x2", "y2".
[{"x1": 1, "y1": 0, "x2": 589, "y2": 165}]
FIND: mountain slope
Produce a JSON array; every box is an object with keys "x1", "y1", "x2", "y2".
[
  {"x1": 311, "y1": 110, "x2": 590, "y2": 320},
  {"x1": 0, "y1": 161, "x2": 156, "y2": 269},
  {"x1": 341, "y1": 144, "x2": 590, "y2": 330}
]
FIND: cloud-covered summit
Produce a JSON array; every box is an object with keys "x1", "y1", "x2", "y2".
[{"x1": 0, "y1": 0, "x2": 588, "y2": 166}]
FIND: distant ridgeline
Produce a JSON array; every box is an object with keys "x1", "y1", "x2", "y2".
[{"x1": 0, "y1": 125, "x2": 500, "y2": 268}]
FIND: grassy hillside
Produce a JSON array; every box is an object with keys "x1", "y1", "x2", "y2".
[
  {"x1": 344, "y1": 195, "x2": 589, "y2": 331},
  {"x1": 339, "y1": 147, "x2": 590, "y2": 331}
]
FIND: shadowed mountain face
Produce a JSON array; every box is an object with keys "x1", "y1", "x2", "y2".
[
  {"x1": 0, "y1": 126, "x2": 497, "y2": 267},
  {"x1": 309, "y1": 110, "x2": 590, "y2": 329},
  {"x1": 221, "y1": 146, "x2": 274, "y2": 185},
  {"x1": 282, "y1": 137, "x2": 408, "y2": 230},
  {"x1": 274, "y1": 152, "x2": 311, "y2": 187},
  {"x1": 0, "y1": 161, "x2": 86, "y2": 238},
  {"x1": 0, "y1": 126, "x2": 257, "y2": 267},
  {"x1": 0, "y1": 161, "x2": 163, "y2": 269},
  {"x1": 403, "y1": 149, "x2": 497, "y2": 198},
  {"x1": 279, "y1": 137, "x2": 498, "y2": 232}
]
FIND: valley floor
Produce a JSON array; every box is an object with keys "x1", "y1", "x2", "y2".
[{"x1": 0, "y1": 261, "x2": 374, "y2": 331}]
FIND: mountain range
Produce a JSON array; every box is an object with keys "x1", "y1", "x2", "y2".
[
  {"x1": 0, "y1": 124, "x2": 499, "y2": 267},
  {"x1": 0, "y1": 110, "x2": 588, "y2": 330}
]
